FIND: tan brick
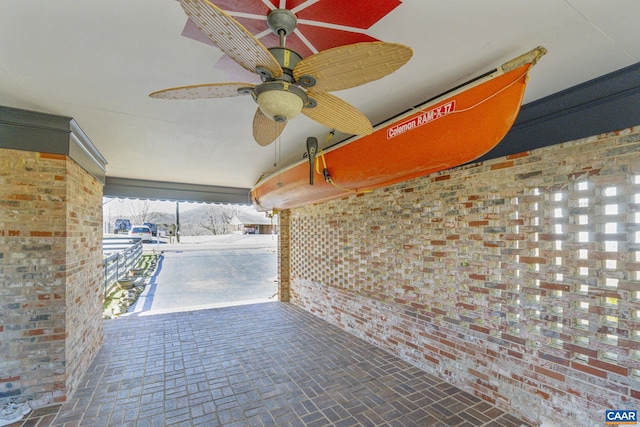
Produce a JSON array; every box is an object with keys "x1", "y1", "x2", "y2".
[
  {"x1": 285, "y1": 124, "x2": 640, "y2": 426},
  {"x1": 0, "y1": 148, "x2": 102, "y2": 407}
]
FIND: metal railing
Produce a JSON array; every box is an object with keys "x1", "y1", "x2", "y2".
[{"x1": 103, "y1": 238, "x2": 143, "y2": 296}]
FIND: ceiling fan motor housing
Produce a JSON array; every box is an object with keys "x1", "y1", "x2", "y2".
[
  {"x1": 268, "y1": 47, "x2": 302, "y2": 82},
  {"x1": 252, "y1": 46, "x2": 316, "y2": 122},
  {"x1": 250, "y1": 10, "x2": 319, "y2": 122}
]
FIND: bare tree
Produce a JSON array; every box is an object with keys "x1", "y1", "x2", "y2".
[
  {"x1": 199, "y1": 204, "x2": 238, "y2": 235},
  {"x1": 128, "y1": 200, "x2": 158, "y2": 225}
]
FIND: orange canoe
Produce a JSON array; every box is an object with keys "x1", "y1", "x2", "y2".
[{"x1": 251, "y1": 47, "x2": 546, "y2": 212}]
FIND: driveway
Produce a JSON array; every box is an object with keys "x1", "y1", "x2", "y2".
[{"x1": 130, "y1": 235, "x2": 278, "y2": 315}]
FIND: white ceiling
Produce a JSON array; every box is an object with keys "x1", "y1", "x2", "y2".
[{"x1": 1, "y1": 1, "x2": 639, "y2": 190}]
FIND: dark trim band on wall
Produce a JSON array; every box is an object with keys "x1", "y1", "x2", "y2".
[
  {"x1": 104, "y1": 177, "x2": 251, "y2": 205},
  {"x1": 479, "y1": 60, "x2": 640, "y2": 161},
  {"x1": 0, "y1": 105, "x2": 107, "y2": 184}
]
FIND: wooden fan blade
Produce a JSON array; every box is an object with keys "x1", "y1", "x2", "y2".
[
  {"x1": 253, "y1": 108, "x2": 286, "y2": 146},
  {"x1": 149, "y1": 82, "x2": 254, "y2": 99},
  {"x1": 302, "y1": 92, "x2": 373, "y2": 136},
  {"x1": 293, "y1": 42, "x2": 412, "y2": 93},
  {"x1": 179, "y1": 0, "x2": 282, "y2": 78}
]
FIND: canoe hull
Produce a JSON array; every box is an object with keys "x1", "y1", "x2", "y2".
[{"x1": 252, "y1": 48, "x2": 545, "y2": 212}]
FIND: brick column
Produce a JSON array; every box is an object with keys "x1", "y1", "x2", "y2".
[
  {"x1": 277, "y1": 210, "x2": 291, "y2": 302},
  {"x1": 0, "y1": 106, "x2": 106, "y2": 408}
]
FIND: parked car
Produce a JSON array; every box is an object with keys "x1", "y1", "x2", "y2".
[
  {"x1": 143, "y1": 222, "x2": 157, "y2": 236},
  {"x1": 114, "y1": 219, "x2": 131, "y2": 234},
  {"x1": 128, "y1": 225, "x2": 153, "y2": 243}
]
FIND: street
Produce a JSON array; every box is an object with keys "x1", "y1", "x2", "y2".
[{"x1": 129, "y1": 235, "x2": 278, "y2": 315}]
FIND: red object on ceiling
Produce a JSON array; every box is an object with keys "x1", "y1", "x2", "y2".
[
  {"x1": 182, "y1": 0, "x2": 402, "y2": 75},
  {"x1": 208, "y1": 0, "x2": 401, "y2": 30},
  {"x1": 293, "y1": 0, "x2": 402, "y2": 30}
]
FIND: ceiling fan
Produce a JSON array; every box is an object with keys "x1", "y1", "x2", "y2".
[{"x1": 150, "y1": 0, "x2": 413, "y2": 146}]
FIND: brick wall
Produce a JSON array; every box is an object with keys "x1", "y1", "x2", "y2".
[
  {"x1": 0, "y1": 148, "x2": 103, "y2": 406},
  {"x1": 288, "y1": 125, "x2": 640, "y2": 426},
  {"x1": 279, "y1": 210, "x2": 291, "y2": 302},
  {"x1": 64, "y1": 157, "x2": 104, "y2": 399}
]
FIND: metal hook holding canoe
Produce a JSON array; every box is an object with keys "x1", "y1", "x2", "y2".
[{"x1": 306, "y1": 136, "x2": 318, "y2": 185}]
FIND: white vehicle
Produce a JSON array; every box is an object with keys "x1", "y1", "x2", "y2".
[{"x1": 128, "y1": 225, "x2": 152, "y2": 243}]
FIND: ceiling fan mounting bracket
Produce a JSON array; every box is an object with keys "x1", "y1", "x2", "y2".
[
  {"x1": 298, "y1": 75, "x2": 316, "y2": 88},
  {"x1": 255, "y1": 66, "x2": 273, "y2": 81},
  {"x1": 267, "y1": 9, "x2": 297, "y2": 37},
  {"x1": 305, "y1": 97, "x2": 317, "y2": 109}
]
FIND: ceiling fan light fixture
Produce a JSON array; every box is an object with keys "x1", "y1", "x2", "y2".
[
  {"x1": 255, "y1": 81, "x2": 307, "y2": 122},
  {"x1": 257, "y1": 90, "x2": 303, "y2": 122}
]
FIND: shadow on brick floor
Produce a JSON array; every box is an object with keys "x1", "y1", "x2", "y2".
[{"x1": 9, "y1": 302, "x2": 532, "y2": 427}]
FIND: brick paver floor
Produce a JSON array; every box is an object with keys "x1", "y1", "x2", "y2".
[{"x1": 13, "y1": 302, "x2": 530, "y2": 426}]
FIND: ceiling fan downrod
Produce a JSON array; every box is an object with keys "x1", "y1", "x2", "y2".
[{"x1": 265, "y1": 9, "x2": 317, "y2": 89}]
